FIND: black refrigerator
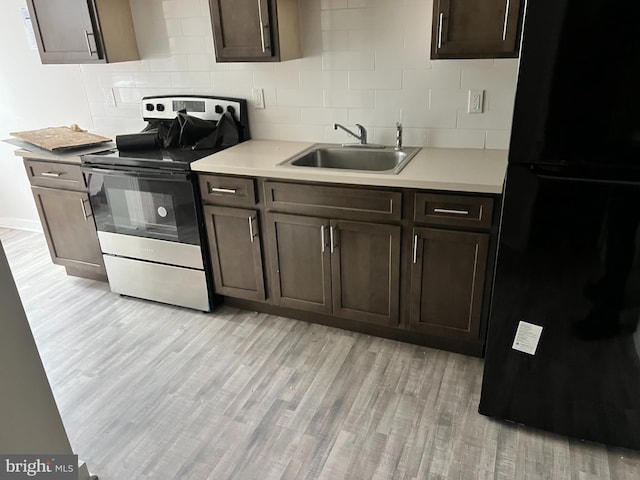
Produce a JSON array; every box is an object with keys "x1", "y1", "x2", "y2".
[{"x1": 479, "y1": 0, "x2": 640, "y2": 450}]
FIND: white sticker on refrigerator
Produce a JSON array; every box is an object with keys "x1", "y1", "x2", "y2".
[{"x1": 512, "y1": 321, "x2": 543, "y2": 355}]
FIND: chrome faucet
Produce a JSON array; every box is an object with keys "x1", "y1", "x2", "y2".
[
  {"x1": 334, "y1": 123, "x2": 367, "y2": 145},
  {"x1": 395, "y1": 122, "x2": 403, "y2": 150}
]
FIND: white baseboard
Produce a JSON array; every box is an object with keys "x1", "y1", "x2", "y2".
[{"x1": 0, "y1": 217, "x2": 42, "y2": 232}]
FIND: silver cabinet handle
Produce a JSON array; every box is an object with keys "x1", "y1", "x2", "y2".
[
  {"x1": 257, "y1": 0, "x2": 268, "y2": 53},
  {"x1": 209, "y1": 187, "x2": 237, "y2": 194},
  {"x1": 41, "y1": 172, "x2": 62, "y2": 178},
  {"x1": 412, "y1": 234, "x2": 418, "y2": 264},
  {"x1": 80, "y1": 199, "x2": 90, "y2": 221},
  {"x1": 84, "y1": 30, "x2": 97, "y2": 55},
  {"x1": 437, "y1": 12, "x2": 444, "y2": 49},
  {"x1": 320, "y1": 225, "x2": 325, "y2": 253},
  {"x1": 433, "y1": 208, "x2": 470, "y2": 215},
  {"x1": 329, "y1": 226, "x2": 336, "y2": 254},
  {"x1": 248, "y1": 216, "x2": 257, "y2": 243},
  {"x1": 502, "y1": 0, "x2": 511, "y2": 41}
]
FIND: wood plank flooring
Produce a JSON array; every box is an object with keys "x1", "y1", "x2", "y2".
[{"x1": 2, "y1": 227, "x2": 640, "y2": 480}]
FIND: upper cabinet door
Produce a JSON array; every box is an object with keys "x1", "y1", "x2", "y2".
[
  {"x1": 431, "y1": 0, "x2": 523, "y2": 59},
  {"x1": 27, "y1": 0, "x2": 104, "y2": 63},
  {"x1": 26, "y1": 0, "x2": 139, "y2": 64},
  {"x1": 208, "y1": 0, "x2": 301, "y2": 62}
]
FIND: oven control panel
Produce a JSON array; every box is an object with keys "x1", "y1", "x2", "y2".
[{"x1": 142, "y1": 95, "x2": 244, "y2": 123}]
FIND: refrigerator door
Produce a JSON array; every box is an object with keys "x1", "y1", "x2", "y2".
[
  {"x1": 480, "y1": 164, "x2": 640, "y2": 449},
  {"x1": 508, "y1": 0, "x2": 639, "y2": 168}
]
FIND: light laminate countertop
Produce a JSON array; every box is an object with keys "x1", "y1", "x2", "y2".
[{"x1": 191, "y1": 140, "x2": 508, "y2": 194}]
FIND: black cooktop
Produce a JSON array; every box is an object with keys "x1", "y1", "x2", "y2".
[{"x1": 81, "y1": 146, "x2": 222, "y2": 171}]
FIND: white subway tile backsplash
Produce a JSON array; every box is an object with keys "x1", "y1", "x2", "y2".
[
  {"x1": 457, "y1": 109, "x2": 513, "y2": 130},
  {"x1": 349, "y1": 70, "x2": 402, "y2": 89},
  {"x1": 252, "y1": 106, "x2": 301, "y2": 124},
  {"x1": 300, "y1": 71, "x2": 348, "y2": 89},
  {"x1": 430, "y1": 89, "x2": 467, "y2": 111},
  {"x1": 79, "y1": 0, "x2": 516, "y2": 149},
  {"x1": 254, "y1": 71, "x2": 300, "y2": 89},
  {"x1": 321, "y1": 9, "x2": 374, "y2": 31},
  {"x1": 322, "y1": 31, "x2": 350, "y2": 52},
  {"x1": 402, "y1": 105, "x2": 457, "y2": 129},
  {"x1": 169, "y1": 36, "x2": 207, "y2": 54},
  {"x1": 181, "y1": 17, "x2": 210, "y2": 36},
  {"x1": 147, "y1": 55, "x2": 189, "y2": 72},
  {"x1": 428, "y1": 129, "x2": 486, "y2": 149},
  {"x1": 134, "y1": 72, "x2": 172, "y2": 88},
  {"x1": 486, "y1": 130, "x2": 512, "y2": 150},
  {"x1": 211, "y1": 71, "x2": 254, "y2": 90},
  {"x1": 402, "y1": 127, "x2": 430, "y2": 147},
  {"x1": 162, "y1": 1, "x2": 202, "y2": 19},
  {"x1": 347, "y1": 108, "x2": 401, "y2": 127},
  {"x1": 170, "y1": 71, "x2": 211, "y2": 89},
  {"x1": 404, "y1": 68, "x2": 461, "y2": 90},
  {"x1": 324, "y1": 89, "x2": 375, "y2": 108},
  {"x1": 322, "y1": 50, "x2": 375, "y2": 70},
  {"x1": 301, "y1": 107, "x2": 349, "y2": 125},
  {"x1": 276, "y1": 89, "x2": 324, "y2": 107}
]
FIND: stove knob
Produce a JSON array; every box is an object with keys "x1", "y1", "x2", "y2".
[
  {"x1": 145, "y1": 103, "x2": 155, "y2": 111},
  {"x1": 214, "y1": 105, "x2": 223, "y2": 114},
  {"x1": 156, "y1": 104, "x2": 165, "y2": 112},
  {"x1": 226, "y1": 105, "x2": 235, "y2": 115}
]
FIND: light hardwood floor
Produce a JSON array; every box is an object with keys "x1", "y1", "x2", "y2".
[{"x1": 2, "y1": 227, "x2": 640, "y2": 480}]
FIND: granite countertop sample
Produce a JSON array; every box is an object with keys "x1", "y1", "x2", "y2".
[{"x1": 190, "y1": 140, "x2": 508, "y2": 194}]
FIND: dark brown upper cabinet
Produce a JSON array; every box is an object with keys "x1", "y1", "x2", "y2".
[
  {"x1": 26, "y1": 0, "x2": 139, "y2": 64},
  {"x1": 208, "y1": 0, "x2": 301, "y2": 62},
  {"x1": 431, "y1": 0, "x2": 522, "y2": 59}
]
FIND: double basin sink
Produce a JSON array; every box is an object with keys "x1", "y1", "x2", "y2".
[{"x1": 278, "y1": 144, "x2": 421, "y2": 175}]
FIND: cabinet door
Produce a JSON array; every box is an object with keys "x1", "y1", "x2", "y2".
[
  {"x1": 209, "y1": 0, "x2": 274, "y2": 61},
  {"x1": 431, "y1": 0, "x2": 522, "y2": 59},
  {"x1": 203, "y1": 206, "x2": 266, "y2": 301},
  {"x1": 410, "y1": 227, "x2": 489, "y2": 339},
  {"x1": 331, "y1": 220, "x2": 401, "y2": 326},
  {"x1": 26, "y1": 0, "x2": 104, "y2": 63},
  {"x1": 31, "y1": 186, "x2": 104, "y2": 272},
  {"x1": 266, "y1": 213, "x2": 332, "y2": 314}
]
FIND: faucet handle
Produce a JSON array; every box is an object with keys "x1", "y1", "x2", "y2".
[{"x1": 395, "y1": 122, "x2": 403, "y2": 150}]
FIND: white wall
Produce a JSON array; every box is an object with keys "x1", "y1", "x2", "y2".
[{"x1": 0, "y1": 0, "x2": 518, "y2": 228}]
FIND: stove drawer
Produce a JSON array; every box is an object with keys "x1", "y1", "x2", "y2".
[
  {"x1": 24, "y1": 159, "x2": 86, "y2": 191},
  {"x1": 199, "y1": 174, "x2": 256, "y2": 207}
]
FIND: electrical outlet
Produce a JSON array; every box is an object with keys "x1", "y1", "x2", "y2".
[
  {"x1": 253, "y1": 88, "x2": 265, "y2": 109},
  {"x1": 468, "y1": 89, "x2": 484, "y2": 114},
  {"x1": 103, "y1": 88, "x2": 117, "y2": 107}
]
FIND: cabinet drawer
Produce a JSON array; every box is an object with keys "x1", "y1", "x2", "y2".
[
  {"x1": 414, "y1": 193, "x2": 493, "y2": 229},
  {"x1": 264, "y1": 181, "x2": 402, "y2": 222},
  {"x1": 24, "y1": 159, "x2": 86, "y2": 191},
  {"x1": 199, "y1": 174, "x2": 256, "y2": 207}
]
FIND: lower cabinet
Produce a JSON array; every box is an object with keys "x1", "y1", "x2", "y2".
[
  {"x1": 266, "y1": 213, "x2": 401, "y2": 326},
  {"x1": 203, "y1": 205, "x2": 266, "y2": 301},
  {"x1": 31, "y1": 186, "x2": 104, "y2": 277},
  {"x1": 410, "y1": 227, "x2": 489, "y2": 340}
]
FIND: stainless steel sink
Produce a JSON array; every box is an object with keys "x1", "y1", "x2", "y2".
[{"x1": 278, "y1": 145, "x2": 421, "y2": 174}]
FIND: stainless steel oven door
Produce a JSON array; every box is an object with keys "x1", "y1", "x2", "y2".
[{"x1": 83, "y1": 166, "x2": 200, "y2": 245}]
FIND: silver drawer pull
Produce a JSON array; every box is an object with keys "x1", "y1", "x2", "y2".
[
  {"x1": 412, "y1": 234, "x2": 418, "y2": 264},
  {"x1": 209, "y1": 187, "x2": 237, "y2": 194},
  {"x1": 433, "y1": 208, "x2": 470, "y2": 215},
  {"x1": 248, "y1": 216, "x2": 256, "y2": 243},
  {"x1": 320, "y1": 225, "x2": 325, "y2": 253},
  {"x1": 437, "y1": 12, "x2": 444, "y2": 49},
  {"x1": 84, "y1": 30, "x2": 98, "y2": 55},
  {"x1": 80, "y1": 199, "x2": 90, "y2": 221},
  {"x1": 41, "y1": 172, "x2": 62, "y2": 177},
  {"x1": 329, "y1": 226, "x2": 336, "y2": 254}
]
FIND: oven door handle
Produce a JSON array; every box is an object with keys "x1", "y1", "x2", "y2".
[{"x1": 81, "y1": 165, "x2": 191, "y2": 182}]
